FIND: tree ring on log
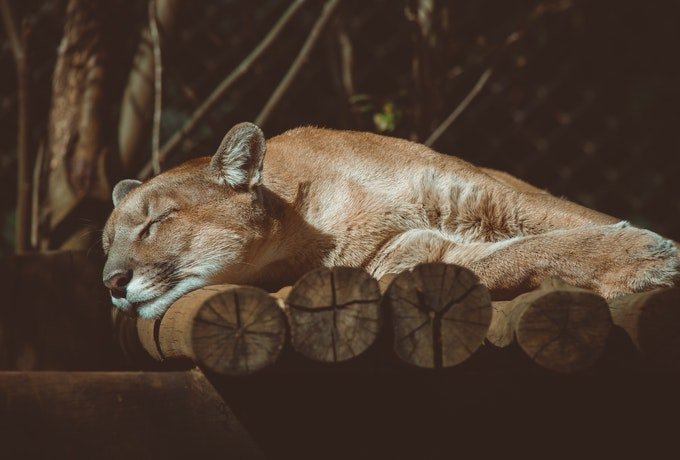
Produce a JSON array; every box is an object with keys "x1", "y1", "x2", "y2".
[
  {"x1": 384, "y1": 263, "x2": 492, "y2": 369},
  {"x1": 285, "y1": 266, "x2": 382, "y2": 362},
  {"x1": 189, "y1": 287, "x2": 287, "y2": 375},
  {"x1": 516, "y1": 290, "x2": 611, "y2": 373}
]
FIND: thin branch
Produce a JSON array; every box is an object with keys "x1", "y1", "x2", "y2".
[
  {"x1": 407, "y1": 0, "x2": 437, "y2": 140},
  {"x1": 30, "y1": 141, "x2": 43, "y2": 249},
  {"x1": 337, "y1": 26, "x2": 354, "y2": 98},
  {"x1": 255, "y1": 0, "x2": 341, "y2": 127},
  {"x1": 332, "y1": 11, "x2": 358, "y2": 128},
  {"x1": 118, "y1": 0, "x2": 181, "y2": 173},
  {"x1": 424, "y1": 2, "x2": 569, "y2": 148},
  {"x1": 424, "y1": 68, "x2": 492, "y2": 147},
  {"x1": 1, "y1": 0, "x2": 31, "y2": 253},
  {"x1": 149, "y1": 0, "x2": 162, "y2": 175},
  {"x1": 0, "y1": 0, "x2": 23, "y2": 61},
  {"x1": 137, "y1": 0, "x2": 308, "y2": 180}
]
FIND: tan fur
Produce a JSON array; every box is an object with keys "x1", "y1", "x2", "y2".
[{"x1": 103, "y1": 123, "x2": 679, "y2": 318}]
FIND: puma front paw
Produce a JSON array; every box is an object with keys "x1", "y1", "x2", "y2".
[{"x1": 596, "y1": 222, "x2": 680, "y2": 298}]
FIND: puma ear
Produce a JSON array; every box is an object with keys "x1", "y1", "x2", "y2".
[
  {"x1": 210, "y1": 122, "x2": 265, "y2": 190},
  {"x1": 112, "y1": 179, "x2": 142, "y2": 207}
]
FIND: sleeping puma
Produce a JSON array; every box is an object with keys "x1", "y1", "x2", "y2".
[{"x1": 102, "y1": 122, "x2": 679, "y2": 318}]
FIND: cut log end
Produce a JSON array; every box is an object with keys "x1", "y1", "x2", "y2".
[
  {"x1": 610, "y1": 288, "x2": 680, "y2": 370},
  {"x1": 517, "y1": 290, "x2": 612, "y2": 373},
  {"x1": 285, "y1": 266, "x2": 382, "y2": 362},
  {"x1": 190, "y1": 287, "x2": 287, "y2": 375},
  {"x1": 385, "y1": 263, "x2": 492, "y2": 369}
]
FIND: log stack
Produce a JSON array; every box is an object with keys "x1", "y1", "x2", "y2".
[
  {"x1": 115, "y1": 266, "x2": 383, "y2": 374},
  {"x1": 2, "y1": 251, "x2": 679, "y2": 460},
  {"x1": 5, "y1": 250, "x2": 673, "y2": 375},
  {"x1": 113, "y1": 262, "x2": 680, "y2": 375}
]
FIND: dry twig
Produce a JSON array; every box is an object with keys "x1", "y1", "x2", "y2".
[
  {"x1": 255, "y1": 0, "x2": 341, "y2": 127},
  {"x1": 118, "y1": 0, "x2": 181, "y2": 174},
  {"x1": 137, "y1": 0, "x2": 309, "y2": 180},
  {"x1": 1, "y1": 0, "x2": 31, "y2": 253},
  {"x1": 423, "y1": 2, "x2": 573, "y2": 148},
  {"x1": 337, "y1": 26, "x2": 354, "y2": 98},
  {"x1": 424, "y1": 68, "x2": 492, "y2": 147},
  {"x1": 149, "y1": 0, "x2": 162, "y2": 175}
]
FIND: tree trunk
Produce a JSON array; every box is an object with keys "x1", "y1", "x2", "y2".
[
  {"x1": 44, "y1": 0, "x2": 120, "y2": 248},
  {"x1": 0, "y1": 0, "x2": 32, "y2": 253}
]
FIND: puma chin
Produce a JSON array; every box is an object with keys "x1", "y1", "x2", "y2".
[{"x1": 103, "y1": 122, "x2": 679, "y2": 320}]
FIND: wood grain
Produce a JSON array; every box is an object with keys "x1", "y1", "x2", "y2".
[
  {"x1": 121, "y1": 285, "x2": 287, "y2": 375},
  {"x1": 488, "y1": 278, "x2": 612, "y2": 373},
  {"x1": 284, "y1": 266, "x2": 382, "y2": 362},
  {"x1": 383, "y1": 263, "x2": 492, "y2": 369}
]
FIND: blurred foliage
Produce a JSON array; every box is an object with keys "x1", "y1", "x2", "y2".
[
  {"x1": 373, "y1": 102, "x2": 399, "y2": 133},
  {"x1": 1, "y1": 0, "x2": 679, "y2": 256}
]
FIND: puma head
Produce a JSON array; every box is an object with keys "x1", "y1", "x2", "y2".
[{"x1": 102, "y1": 122, "x2": 268, "y2": 319}]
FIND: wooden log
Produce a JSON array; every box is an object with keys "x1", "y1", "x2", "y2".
[
  {"x1": 487, "y1": 278, "x2": 612, "y2": 373},
  {"x1": 609, "y1": 288, "x2": 680, "y2": 370},
  {"x1": 282, "y1": 266, "x2": 382, "y2": 362},
  {"x1": 115, "y1": 285, "x2": 287, "y2": 375},
  {"x1": 377, "y1": 273, "x2": 399, "y2": 294},
  {"x1": 0, "y1": 369, "x2": 264, "y2": 459},
  {"x1": 382, "y1": 263, "x2": 492, "y2": 369}
]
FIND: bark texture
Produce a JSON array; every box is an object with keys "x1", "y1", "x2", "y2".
[{"x1": 44, "y1": 0, "x2": 128, "y2": 247}]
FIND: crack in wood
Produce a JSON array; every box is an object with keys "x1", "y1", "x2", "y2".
[
  {"x1": 233, "y1": 290, "x2": 248, "y2": 374},
  {"x1": 195, "y1": 317, "x2": 233, "y2": 330},
  {"x1": 286, "y1": 297, "x2": 381, "y2": 313},
  {"x1": 153, "y1": 318, "x2": 165, "y2": 361}
]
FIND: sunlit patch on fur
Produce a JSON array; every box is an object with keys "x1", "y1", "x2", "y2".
[{"x1": 453, "y1": 185, "x2": 528, "y2": 242}]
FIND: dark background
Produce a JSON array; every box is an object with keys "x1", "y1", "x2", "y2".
[{"x1": 1, "y1": 0, "x2": 679, "y2": 255}]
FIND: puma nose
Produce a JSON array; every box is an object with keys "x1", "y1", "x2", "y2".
[{"x1": 104, "y1": 270, "x2": 132, "y2": 299}]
